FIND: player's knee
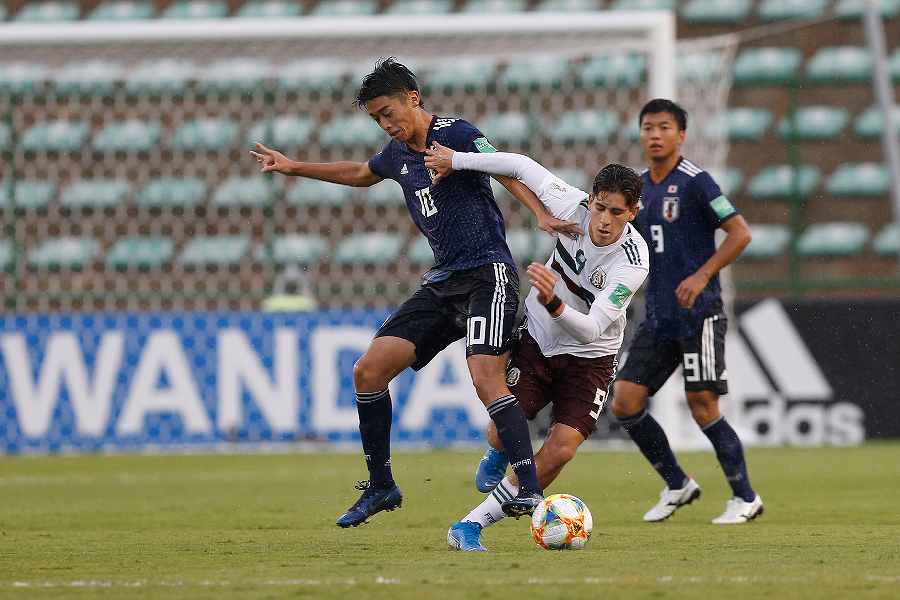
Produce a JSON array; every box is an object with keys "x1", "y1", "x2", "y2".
[
  {"x1": 353, "y1": 355, "x2": 388, "y2": 392},
  {"x1": 687, "y1": 394, "x2": 720, "y2": 426},
  {"x1": 611, "y1": 382, "x2": 646, "y2": 417}
]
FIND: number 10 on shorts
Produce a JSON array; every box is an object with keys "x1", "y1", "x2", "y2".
[{"x1": 467, "y1": 316, "x2": 487, "y2": 346}]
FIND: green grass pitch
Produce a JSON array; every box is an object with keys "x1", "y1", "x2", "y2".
[{"x1": 1, "y1": 443, "x2": 898, "y2": 599}]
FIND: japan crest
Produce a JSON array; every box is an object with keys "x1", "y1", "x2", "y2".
[{"x1": 662, "y1": 196, "x2": 680, "y2": 222}]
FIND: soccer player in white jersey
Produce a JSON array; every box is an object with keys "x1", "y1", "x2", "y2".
[{"x1": 425, "y1": 143, "x2": 649, "y2": 551}]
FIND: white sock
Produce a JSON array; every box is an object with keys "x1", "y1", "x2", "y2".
[{"x1": 462, "y1": 478, "x2": 520, "y2": 528}]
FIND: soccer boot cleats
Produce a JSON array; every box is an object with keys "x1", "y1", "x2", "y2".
[
  {"x1": 501, "y1": 487, "x2": 543, "y2": 519},
  {"x1": 712, "y1": 495, "x2": 764, "y2": 524},
  {"x1": 475, "y1": 447, "x2": 509, "y2": 493},
  {"x1": 335, "y1": 480, "x2": 403, "y2": 528},
  {"x1": 643, "y1": 478, "x2": 702, "y2": 522},
  {"x1": 447, "y1": 521, "x2": 487, "y2": 552}
]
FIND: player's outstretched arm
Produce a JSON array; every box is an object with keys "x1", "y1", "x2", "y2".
[
  {"x1": 675, "y1": 214, "x2": 752, "y2": 309},
  {"x1": 250, "y1": 142, "x2": 382, "y2": 187}
]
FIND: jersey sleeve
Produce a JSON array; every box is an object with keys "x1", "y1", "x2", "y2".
[
  {"x1": 551, "y1": 244, "x2": 650, "y2": 343},
  {"x1": 451, "y1": 151, "x2": 587, "y2": 220},
  {"x1": 692, "y1": 171, "x2": 739, "y2": 228},
  {"x1": 367, "y1": 142, "x2": 394, "y2": 180}
]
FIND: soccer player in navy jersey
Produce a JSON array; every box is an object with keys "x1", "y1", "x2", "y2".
[
  {"x1": 251, "y1": 58, "x2": 573, "y2": 528},
  {"x1": 612, "y1": 99, "x2": 763, "y2": 524}
]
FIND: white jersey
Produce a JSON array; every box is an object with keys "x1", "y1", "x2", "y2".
[{"x1": 452, "y1": 151, "x2": 650, "y2": 358}]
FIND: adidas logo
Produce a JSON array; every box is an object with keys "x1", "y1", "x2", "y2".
[{"x1": 400, "y1": 164, "x2": 408, "y2": 175}]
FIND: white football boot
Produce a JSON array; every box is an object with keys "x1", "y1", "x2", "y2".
[
  {"x1": 711, "y1": 495, "x2": 764, "y2": 524},
  {"x1": 643, "y1": 478, "x2": 702, "y2": 522}
]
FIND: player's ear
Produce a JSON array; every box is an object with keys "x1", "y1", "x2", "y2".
[{"x1": 408, "y1": 90, "x2": 421, "y2": 108}]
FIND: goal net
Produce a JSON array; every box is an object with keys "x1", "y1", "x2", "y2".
[{"x1": 0, "y1": 12, "x2": 736, "y2": 314}]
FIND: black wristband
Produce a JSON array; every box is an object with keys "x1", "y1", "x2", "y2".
[{"x1": 544, "y1": 296, "x2": 563, "y2": 314}]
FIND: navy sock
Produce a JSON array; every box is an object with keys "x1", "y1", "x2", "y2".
[
  {"x1": 702, "y1": 417, "x2": 755, "y2": 502},
  {"x1": 356, "y1": 389, "x2": 394, "y2": 488},
  {"x1": 618, "y1": 409, "x2": 688, "y2": 490},
  {"x1": 487, "y1": 395, "x2": 541, "y2": 493}
]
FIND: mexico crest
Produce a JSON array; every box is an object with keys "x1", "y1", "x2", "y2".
[
  {"x1": 506, "y1": 366, "x2": 521, "y2": 387},
  {"x1": 589, "y1": 266, "x2": 607, "y2": 290},
  {"x1": 662, "y1": 196, "x2": 680, "y2": 222}
]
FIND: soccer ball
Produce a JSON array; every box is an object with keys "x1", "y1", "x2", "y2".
[{"x1": 530, "y1": 493, "x2": 593, "y2": 550}]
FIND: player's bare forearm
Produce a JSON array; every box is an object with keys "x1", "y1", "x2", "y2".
[
  {"x1": 497, "y1": 176, "x2": 582, "y2": 240},
  {"x1": 288, "y1": 161, "x2": 382, "y2": 187}
]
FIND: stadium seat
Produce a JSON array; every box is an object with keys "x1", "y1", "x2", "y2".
[
  {"x1": 21, "y1": 121, "x2": 90, "y2": 152},
  {"x1": 873, "y1": 223, "x2": 899, "y2": 256},
  {"x1": 170, "y1": 118, "x2": 240, "y2": 151},
  {"x1": 366, "y1": 181, "x2": 406, "y2": 207},
  {"x1": 610, "y1": 0, "x2": 676, "y2": 9},
  {"x1": 286, "y1": 179, "x2": 353, "y2": 207},
  {"x1": 28, "y1": 237, "x2": 100, "y2": 269},
  {"x1": 311, "y1": 0, "x2": 377, "y2": 16},
  {"x1": 138, "y1": 178, "x2": 208, "y2": 209},
  {"x1": 334, "y1": 233, "x2": 404, "y2": 266},
  {"x1": 212, "y1": 176, "x2": 273, "y2": 207},
  {"x1": 742, "y1": 224, "x2": 790, "y2": 259},
  {"x1": 732, "y1": 47, "x2": 802, "y2": 85},
  {"x1": 198, "y1": 58, "x2": 272, "y2": 94},
  {"x1": 778, "y1": 106, "x2": 849, "y2": 141},
  {"x1": 758, "y1": 0, "x2": 827, "y2": 21},
  {"x1": 678, "y1": 52, "x2": 723, "y2": 82},
  {"x1": 105, "y1": 236, "x2": 174, "y2": 269},
  {"x1": 408, "y1": 236, "x2": 433, "y2": 264},
  {"x1": 825, "y1": 163, "x2": 889, "y2": 197},
  {"x1": 0, "y1": 4, "x2": 5, "y2": 20},
  {"x1": 806, "y1": 47, "x2": 872, "y2": 83},
  {"x1": 318, "y1": 114, "x2": 384, "y2": 148},
  {"x1": 61, "y1": 180, "x2": 130, "y2": 209},
  {"x1": 461, "y1": 0, "x2": 527, "y2": 12},
  {"x1": 892, "y1": 48, "x2": 900, "y2": 81},
  {"x1": 383, "y1": 0, "x2": 454, "y2": 15},
  {"x1": 681, "y1": 0, "x2": 751, "y2": 24},
  {"x1": 620, "y1": 117, "x2": 641, "y2": 142},
  {"x1": 747, "y1": 165, "x2": 821, "y2": 199},
  {"x1": 260, "y1": 235, "x2": 328, "y2": 264},
  {"x1": 178, "y1": 235, "x2": 250, "y2": 266},
  {"x1": 854, "y1": 106, "x2": 900, "y2": 138},
  {"x1": 536, "y1": 0, "x2": 604, "y2": 11},
  {"x1": 578, "y1": 53, "x2": 646, "y2": 89},
  {"x1": 161, "y1": 1, "x2": 228, "y2": 19},
  {"x1": 0, "y1": 62, "x2": 50, "y2": 95},
  {"x1": 89, "y1": 1, "x2": 155, "y2": 20},
  {"x1": 550, "y1": 110, "x2": 619, "y2": 144},
  {"x1": 278, "y1": 58, "x2": 349, "y2": 93},
  {"x1": 796, "y1": 223, "x2": 869, "y2": 257},
  {"x1": 835, "y1": 0, "x2": 900, "y2": 20},
  {"x1": 93, "y1": 120, "x2": 162, "y2": 153},
  {"x1": 500, "y1": 56, "x2": 570, "y2": 90},
  {"x1": 248, "y1": 117, "x2": 314, "y2": 149},
  {"x1": 709, "y1": 167, "x2": 744, "y2": 196},
  {"x1": 126, "y1": 59, "x2": 195, "y2": 96},
  {"x1": 15, "y1": 1, "x2": 80, "y2": 22},
  {"x1": 0, "y1": 240, "x2": 11, "y2": 270},
  {"x1": 237, "y1": 1, "x2": 302, "y2": 18},
  {"x1": 506, "y1": 228, "x2": 535, "y2": 263},
  {"x1": 426, "y1": 57, "x2": 498, "y2": 92},
  {"x1": 478, "y1": 112, "x2": 532, "y2": 146},
  {"x1": 704, "y1": 108, "x2": 772, "y2": 142},
  {"x1": 0, "y1": 123, "x2": 8, "y2": 150},
  {"x1": 5, "y1": 181, "x2": 57, "y2": 210},
  {"x1": 54, "y1": 60, "x2": 123, "y2": 96}
]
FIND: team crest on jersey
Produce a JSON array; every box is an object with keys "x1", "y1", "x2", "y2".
[
  {"x1": 667, "y1": 185, "x2": 678, "y2": 194},
  {"x1": 662, "y1": 196, "x2": 680, "y2": 222},
  {"x1": 506, "y1": 366, "x2": 521, "y2": 387},
  {"x1": 589, "y1": 265, "x2": 607, "y2": 290}
]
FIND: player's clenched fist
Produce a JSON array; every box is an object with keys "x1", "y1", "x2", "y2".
[{"x1": 526, "y1": 262, "x2": 559, "y2": 305}]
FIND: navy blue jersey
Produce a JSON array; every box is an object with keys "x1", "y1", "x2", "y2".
[
  {"x1": 368, "y1": 116, "x2": 514, "y2": 281},
  {"x1": 633, "y1": 157, "x2": 740, "y2": 339}
]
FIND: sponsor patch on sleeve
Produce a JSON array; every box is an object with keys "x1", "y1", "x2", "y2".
[
  {"x1": 710, "y1": 195, "x2": 736, "y2": 219},
  {"x1": 473, "y1": 137, "x2": 497, "y2": 153},
  {"x1": 608, "y1": 284, "x2": 633, "y2": 308}
]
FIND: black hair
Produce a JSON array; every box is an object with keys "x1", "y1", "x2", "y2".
[
  {"x1": 638, "y1": 98, "x2": 688, "y2": 131},
  {"x1": 354, "y1": 57, "x2": 423, "y2": 109},
  {"x1": 591, "y1": 163, "x2": 642, "y2": 208}
]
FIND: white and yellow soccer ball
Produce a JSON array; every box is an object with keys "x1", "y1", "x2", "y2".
[{"x1": 530, "y1": 493, "x2": 593, "y2": 550}]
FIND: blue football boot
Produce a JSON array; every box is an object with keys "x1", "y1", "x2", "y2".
[
  {"x1": 335, "y1": 480, "x2": 403, "y2": 528},
  {"x1": 475, "y1": 447, "x2": 509, "y2": 493},
  {"x1": 447, "y1": 521, "x2": 487, "y2": 552}
]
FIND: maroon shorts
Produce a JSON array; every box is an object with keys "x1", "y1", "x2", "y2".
[{"x1": 506, "y1": 331, "x2": 617, "y2": 439}]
